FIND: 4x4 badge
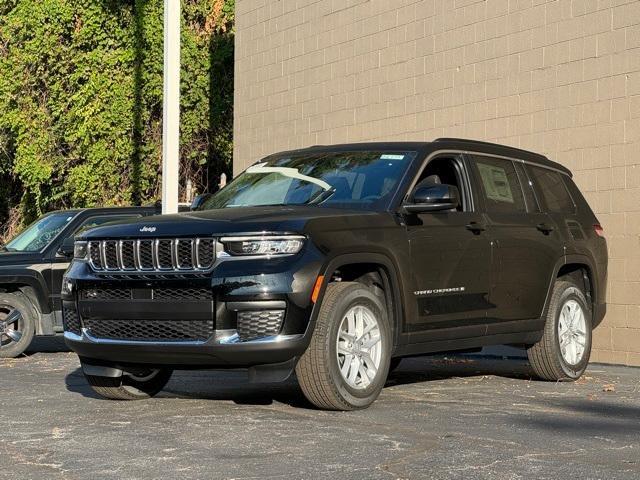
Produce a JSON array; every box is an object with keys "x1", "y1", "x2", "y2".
[{"x1": 139, "y1": 226, "x2": 157, "y2": 233}]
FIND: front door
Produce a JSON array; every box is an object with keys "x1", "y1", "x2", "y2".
[{"x1": 406, "y1": 155, "x2": 492, "y2": 344}]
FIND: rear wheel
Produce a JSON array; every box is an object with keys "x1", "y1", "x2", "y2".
[
  {"x1": 83, "y1": 365, "x2": 173, "y2": 400},
  {"x1": 527, "y1": 279, "x2": 592, "y2": 381},
  {"x1": 0, "y1": 293, "x2": 36, "y2": 359},
  {"x1": 296, "y1": 282, "x2": 391, "y2": 410}
]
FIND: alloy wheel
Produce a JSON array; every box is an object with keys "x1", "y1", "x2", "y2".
[
  {"x1": 336, "y1": 305, "x2": 382, "y2": 389},
  {"x1": 0, "y1": 305, "x2": 23, "y2": 348},
  {"x1": 558, "y1": 299, "x2": 587, "y2": 365}
]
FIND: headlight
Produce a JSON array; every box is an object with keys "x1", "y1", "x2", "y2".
[
  {"x1": 220, "y1": 235, "x2": 305, "y2": 256},
  {"x1": 74, "y1": 241, "x2": 89, "y2": 260},
  {"x1": 61, "y1": 276, "x2": 73, "y2": 295}
]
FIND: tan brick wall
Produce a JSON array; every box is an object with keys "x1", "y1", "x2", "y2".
[{"x1": 234, "y1": 0, "x2": 640, "y2": 366}]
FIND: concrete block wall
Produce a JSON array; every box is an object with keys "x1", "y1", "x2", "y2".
[{"x1": 234, "y1": 0, "x2": 640, "y2": 365}]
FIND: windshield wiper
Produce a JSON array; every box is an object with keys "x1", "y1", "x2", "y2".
[{"x1": 305, "y1": 187, "x2": 336, "y2": 205}]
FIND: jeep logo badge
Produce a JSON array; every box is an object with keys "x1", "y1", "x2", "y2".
[{"x1": 139, "y1": 226, "x2": 157, "y2": 233}]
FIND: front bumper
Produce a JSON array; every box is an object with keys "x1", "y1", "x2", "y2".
[
  {"x1": 62, "y1": 246, "x2": 324, "y2": 369},
  {"x1": 64, "y1": 329, "x2": 308, "y2": 367}
]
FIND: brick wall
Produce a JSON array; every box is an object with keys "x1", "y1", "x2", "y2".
[{"x1": 234, "y1": 0, "x2": 640, "y2": 365}]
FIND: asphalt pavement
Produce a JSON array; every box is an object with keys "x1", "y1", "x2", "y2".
[{"x1": 1, "y1": 336, "x2": 639, "y2": 480}]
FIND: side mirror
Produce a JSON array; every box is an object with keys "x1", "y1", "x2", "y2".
[
  {"x1": 57, "y1": 237, "x2": 75, "y2": 258},
  {"x1": 190, "y1": 193, "x2": 213, "y2": 211},
  {"x1": 403, "y1": 183, "x2": 460, "y2": 214}
]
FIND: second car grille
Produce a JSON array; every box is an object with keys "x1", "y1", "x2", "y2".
[
  {"x1": 83, "y1": 319, "x2": 214, "y2": 342},
  {"x1": 88, "y1": 238, "x2": 216, "y2": 273}
]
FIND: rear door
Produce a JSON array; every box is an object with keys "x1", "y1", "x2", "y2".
[
  {"x1": 469, "y1": 154, "x2": 562, "y2": 329},
  {"x1": 406, "y1": 154, "x2": 492, "y2": 344}
]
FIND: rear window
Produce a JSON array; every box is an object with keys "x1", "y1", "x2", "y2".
[
  {"x1": 473, "y1": 155, "x2": 527, "y2": 213},
  {"x1": 528, "y1": 166, "x2": 575, "y2": 213}
]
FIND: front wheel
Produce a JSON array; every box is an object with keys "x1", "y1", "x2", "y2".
[
  {"x1": 296, "y1": 282, "x2": 391, "y2": 410},
  {"x1": 0, "y1": 293, "x2": 36, "y2": 359},
  {"x1": 83, "y1": 364, "x2": 173, "y2": 400},
  {"x1": 527, "y1": 279, "x2": 592, "y2": 381}
]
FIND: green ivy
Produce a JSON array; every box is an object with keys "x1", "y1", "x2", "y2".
[{"x1": 0, "y1": 0, "x2": 234, "y2": 232}]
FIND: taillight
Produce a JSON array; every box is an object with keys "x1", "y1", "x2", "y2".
[{"x1": 594, "y1": 224, "x2": 604, "y2": 237}]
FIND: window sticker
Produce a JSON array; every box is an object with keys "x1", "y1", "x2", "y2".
[
  {"x1": 477, "y1": 163, "x2": 514, "y2": 203},
  {"x1": 380, "y1": 154, "x2": 405, "y2": 160}
]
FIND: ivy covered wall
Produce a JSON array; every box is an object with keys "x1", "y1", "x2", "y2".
[{"x1": 0, "y1": 0, "x2": 234, "y2": 240}]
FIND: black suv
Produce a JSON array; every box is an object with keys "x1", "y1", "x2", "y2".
[
  {"x1": 63, "y1": 139, "x2": 607, "y2": 410},
  {"x1": 0, "y1": 206, "x2": 157, "y2": 358}
]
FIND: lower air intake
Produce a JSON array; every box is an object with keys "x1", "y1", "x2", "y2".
[
  {"x1": 63, "y1": 308, "x2": 82, "y2": 335},
  {"x1": 236, "y1": 310, "x2": 285, "y2": 341},
  {"x1": 83, "y1": 319, "x2": 214, "y2": 342}
]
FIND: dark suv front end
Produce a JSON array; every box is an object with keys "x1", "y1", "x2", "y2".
[{"x1": 62, "y1": 220, "x2": 326, "y2": 377}]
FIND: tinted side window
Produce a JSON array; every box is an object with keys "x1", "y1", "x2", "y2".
[
  {"x1": 473, "y1": 156, "x2": 526, "y2": 213},
  {"x1": 528, "y1": 166, "x2": 575, "y2": 213}
]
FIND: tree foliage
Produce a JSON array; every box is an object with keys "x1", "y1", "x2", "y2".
[{"x1": 0, "y1": 0, "x2": 234, "y2": 238}]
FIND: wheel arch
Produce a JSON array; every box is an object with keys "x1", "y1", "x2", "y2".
[
  {"x1": 0, "y1": 274, "x2": 51, "y2": 314},
  {"x1": 541, "y1": 255, "x2": 599, "y2": 326},
  {"x1": 317, "y1": 253, "x2": 405, "y2": 351}
]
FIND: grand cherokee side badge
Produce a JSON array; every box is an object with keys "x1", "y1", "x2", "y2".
[
  {"x1": 140, "y1": 226, "x2": 157, "y2": 233},
  {"x1": 414, "y1": 286, "x2": 465, "y2": 296}
]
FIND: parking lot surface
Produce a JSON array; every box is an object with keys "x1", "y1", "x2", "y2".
[{"x1": 2, "y1": 337, "x2": 640, "y2": 480}]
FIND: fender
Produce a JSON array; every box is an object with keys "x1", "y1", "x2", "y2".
[
  {"x1": 313, "y1": 252, "x2": 407, "y2": 349},
  {"x1": 0, "y1": 268, "x2": 52, "y2": 314},
  {"x1": 540, "y1": 253, "x2": 598, "y2": 321}
]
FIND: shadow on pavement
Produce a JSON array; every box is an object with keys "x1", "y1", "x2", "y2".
[
  {"x1": 63, "y1": 355, "x2": 537, "y2": 409},
  {"x1": 385, "y1": 355, "x2": 535, "y2": 388},
  {"x1": 515, "y1": 397, "x2": 640, "y2": 436},
  {"x1": 64, "y1": 366, "x2": 312, "y2": 407},
  {"x1": 22, "y1": 335, "x2": 70, "y2": 356}
]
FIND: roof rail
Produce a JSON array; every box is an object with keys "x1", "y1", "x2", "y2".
[{"x1": 434, "y1": 137, "x2": 549, "y2": 158}]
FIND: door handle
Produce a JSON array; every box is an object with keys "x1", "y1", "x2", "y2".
[
  {"x1": 465, "y1": 221, "x2": 486, "y2": 234},
  {"x1": 536, "y1": 223, "x2": 555, "y2": 235}
]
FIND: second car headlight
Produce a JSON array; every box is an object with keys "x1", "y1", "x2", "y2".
[
  {"x1": 220, "y1": 235, "x2": 305, "y2": 256},
  {"x1": 74, "y1": 241, "x2": 89, "y2": 260}
]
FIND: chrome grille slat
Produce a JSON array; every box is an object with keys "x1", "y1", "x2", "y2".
[{"x1": 87, "y1": 237, "x2": 216, "y2": 274}]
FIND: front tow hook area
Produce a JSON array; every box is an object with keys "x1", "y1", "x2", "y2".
[{"x1": 247, "y1": 357, "x2": 298, "y2": 383}]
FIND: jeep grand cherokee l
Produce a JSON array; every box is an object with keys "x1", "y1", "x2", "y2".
[{"x1": 62, "y1": 138, "x2": 607, "y2": 410}]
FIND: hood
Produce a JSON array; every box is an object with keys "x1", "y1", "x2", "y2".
[
  {"x1": 0, "y1": 250, "x2": 43, "y2": 266},
  {"x1": 78, "y1": 205, "x2": 380, "y2": 239}
]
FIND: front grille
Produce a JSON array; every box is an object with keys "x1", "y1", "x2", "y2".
[
  {"x1": 87, "y1": 238, "x2": 216, "y2": 274},
  {"x1": 62, "y1": 308, "x2": 82, "y2": 335},
  {"x1": 237, "y1": 310, "x2": 284, "y2": 341},
  {"x1": 83, "y1": 319, "x2": 214, "y2": 342}
]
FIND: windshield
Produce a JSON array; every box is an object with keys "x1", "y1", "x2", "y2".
[
  {"x1": 4, "y1": 212, "x2": 77, "y2": 252},
  {"x1": 201, "y1": 151, "x2": 416, "y2": 210}
]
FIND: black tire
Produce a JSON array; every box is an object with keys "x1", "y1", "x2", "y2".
[
  {"x1": 527, "y1": 279, "x2": 592, "y2": 381},
  {"x1": 388, "y1": 357, "x2": 402, "y2": 373},
  {"x1": 296, "y1": 282, "x2": 391, "y2": 410},
  {"x1": 83, "y1": 366, "x2": 173, "y2": 400},
  {"x1": 0, "y1": 292, "x2": 37, "y2": 359}
]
